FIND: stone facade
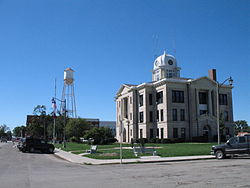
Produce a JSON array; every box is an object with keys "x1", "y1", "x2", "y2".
[{"x1": 115, "y1": 52, "x2": 234, "y2": 143}]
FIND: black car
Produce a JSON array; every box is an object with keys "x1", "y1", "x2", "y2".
[
  {"x1": 20, "y1": 137, "x2": 55, "y2": 153},
  {"x1": 211, "y1": 134, "x2": 250, "y2": 159},
  {"x1": 0, "y1": 137, "x2": 7, "y2": 143}
]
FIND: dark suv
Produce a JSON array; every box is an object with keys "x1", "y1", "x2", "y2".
[
  {"x1": 0, "y1": 137, "x2": 7, "y2": 143},
  {"x1": 20, "y1": 137, "x2": 55, "y2": 153}
]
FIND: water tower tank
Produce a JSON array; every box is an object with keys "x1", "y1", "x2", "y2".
[{"x1": 64, "y1": 68, "x2": 74, "y2": 84}]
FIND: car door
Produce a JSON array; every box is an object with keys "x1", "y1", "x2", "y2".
[
  {"x1": 237, "y1": 136, "x2": 248, "y2": 154},
  {"x1": 34, "y1": 139, "x2": 42, "y2": 150},
  {"x1": 225, "y1": 137, "x2": 239, "y2": 155},
  {"x1": 245, "y1": 135, "x2": 250, "y2": 154}
]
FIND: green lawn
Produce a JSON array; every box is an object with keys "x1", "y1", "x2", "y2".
[{"x1": 55, "y1": 142, "x2": 216, "y2": 159}]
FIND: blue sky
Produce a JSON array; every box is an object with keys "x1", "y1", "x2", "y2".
[{"x1": 0, "y1": 0, "x2": 249, "y2": 130}]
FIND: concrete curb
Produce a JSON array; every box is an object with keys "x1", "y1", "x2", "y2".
[{"x1": 54, "y1": 148, "x2": 215, "y2": 165}]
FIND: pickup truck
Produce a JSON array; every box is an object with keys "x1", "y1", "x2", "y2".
[{"x1": 211, "y1": 134, "x2": 250, "y2": 159}]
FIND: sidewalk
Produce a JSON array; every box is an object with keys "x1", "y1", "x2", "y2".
[{"x1": 54, "y1": 148, "x2": 215, "y2": 165}]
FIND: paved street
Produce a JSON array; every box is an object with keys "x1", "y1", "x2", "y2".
[{"x1": 1, "y1": 142, "x2": 250, "y2": 188}]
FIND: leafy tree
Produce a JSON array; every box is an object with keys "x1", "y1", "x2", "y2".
[
  {"x1": 0, "y1": 124, "x2": 9, "y2": 137},
  {"x1": 13, "y1": 126, "x2": 26, "y2": 137},
  {"x1": 33, "y1": 105, "x2": 48, "y2": 139},
  {"x1": 26, "y1": 115, "x2": 44, "y2": 138},
  {"x1": 46, "y1": 115, "x2": 66, "y2": 141},
  {"x1": 234, "y1": 120, "x2": 249, "y2": 134},
  {"x1": 65, "y1": 118, "x2": 93, "y2": 142},
  {"x1": 83, "y1": 127, "x2": 117, "y2": 145},
  {"x1": 33, "y1": 105, "x2": 46, "y2": 116},
  {"x1": 6, "y1": 131, "x2": 12, "y2": 140}
]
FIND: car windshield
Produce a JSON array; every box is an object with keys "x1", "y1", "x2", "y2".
[{"x1": 227, "y1": 137, "x2": 237, "y2": 144}]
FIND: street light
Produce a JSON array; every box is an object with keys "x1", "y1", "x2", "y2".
[
  {"x1": 119, "y1": 120, "x2": 123, "y2": 164},
  {"x1": 216, "y1": 76, "x2": 233, "y2": 144},
  {"x1": 52, "y1": 97, "x2": 67, "y2": 148}
]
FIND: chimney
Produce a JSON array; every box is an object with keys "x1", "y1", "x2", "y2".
[{"x1": 208, "y1": 69, "x2": 217, "y2": 81}]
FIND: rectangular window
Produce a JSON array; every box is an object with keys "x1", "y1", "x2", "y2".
[
  {"x1": 211, "y1": 91, "x2": 215, "y2": 116},
  {"x1": 239, "y1": 136, "x2": 246, "y2": 143},
  {"x1": 157, "y1": 110, "x2": 159, "y2": 121},
  {"x1": 180, "y1": 109, "x2": 185, "y2": 121},
  {"x1": 160, "y1": 109, "x2": 164, "y2": 121},
  {"x1": 140, "y1": 129, "x2": 143, "y2": 138},
  {"x1": 219, "y1": 94, "x2": 228, "y2": 105},
  {"x1": 200, "y1": 110, "x2": 208, "y2": 115},
  {"x1": 149, "y1": 94, "x2": 153, "y2": 105},
  {"x1": 130, "y1": 113, "x2": 132, "y2": 120},
  {"x1": 161, "y1": 128, "x2": 164, "y2": 139},
  {"x1": 149, "y1": 111, "x2": 153, "y2": 122},
  {"x1": 157, "y1": 129, "x2": 159, "y2": 137},
  {"x1": 123, "y1": 98, "x2": 128, "y2": 119},
  {"x1": 150, "y1": 129, "x2": 153, "y2": 139},
  {"x1": 199, "y1": 92, "x2": 208, "y2": 104},
  {"x1": 224, "y1": 111, "x2": 229, "y2": 122},
  {"x1": 173, "y1": 128, "x2": 178, "y2": 138},
  {"x1": 181, "y1": 128, "x2": 186, "y2": 139},
  {"x1": 172, "y1": 90, "x2": 184, "y2": 103},
  {"x1": 130, "y1": 97, "x2": 132, "y2": 104},
  {"x1": 139, "y1": 112, "x2": 144, "y2": 123},
  {"x1": 173, "y1": 109, "x2": 177, "y2": 121},
  {"x1": 156, "y1": 91, "x2": 163, "y2": 104},
  {"x1": 139, "y1": 94, "x2": 143, "y2": 107}
]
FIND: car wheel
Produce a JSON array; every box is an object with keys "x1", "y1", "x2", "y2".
[
  {"x1": 215, "y1": 150, "x2": 225, "y2": 159},
  {"x1": 29, "y1": 147, "x2": 35, "y2": 153},
  {"x1": 48, "y1": 147, "x2": 54, "y2": 154}
]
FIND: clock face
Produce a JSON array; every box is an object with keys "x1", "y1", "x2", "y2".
[
  {"x1": 168, "y1": 60, "x2": 173, "y2": 65},
  {"x1": 155, "y1": 60, "x2": 159, "y2": 66}
]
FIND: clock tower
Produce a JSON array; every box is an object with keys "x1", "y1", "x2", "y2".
[{"x1": 152, "y1": 51, "x2": 181, "y2": 81}]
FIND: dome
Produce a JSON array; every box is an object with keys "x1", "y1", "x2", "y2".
[
  {"x1": 152, "y1": 51, "x2": 181, "y2": 81},
  {"x1": 153, "y1": 51, "x2": 177, "y2": 70}
]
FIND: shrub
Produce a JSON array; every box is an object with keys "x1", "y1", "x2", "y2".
[
  {"x1": 83, "y1": 127, "x2": 116, "y2": 145},
  {"x1": 160, "y1": 138, "x2": 170, "y2": 143},
  {"x1": 69, "y1": 136, "x2": 79, "y2": 143},
  {"x1": 192, "y1": 136, "x2": 208, "y2": 142},
  {"x1": 148, "y1": 138, "x2": 162, "y2": 143}
]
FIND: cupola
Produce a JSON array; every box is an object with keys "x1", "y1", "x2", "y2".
[{"x1": 152, "y1": 51, "x2": 181, "y2": 81}]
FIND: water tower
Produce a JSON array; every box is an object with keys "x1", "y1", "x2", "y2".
[{"x1": 60, "y1": 68, "x2": 77, "y2": 118}]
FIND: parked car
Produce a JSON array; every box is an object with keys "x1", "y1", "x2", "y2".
[
  {"x1": 0, "y1": 137, "x2": 7, "y2": 143},
  {"x1": 211, "y1": 134, "x2": 250, "y2": 159},
  {"x1": 20, "y1": 137, "x2": 55, "y2": 153}
]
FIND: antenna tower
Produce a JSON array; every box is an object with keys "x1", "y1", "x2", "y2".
[
  {"x1": 60, "y1": 68, "x2": 77, "y2": 118},
  {"x1": 152, "y1": 34, "x2": 159, "y2": 59}
]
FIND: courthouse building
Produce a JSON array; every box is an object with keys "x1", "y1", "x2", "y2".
[{"x1": 115, "y1": 51, "x2": 234, "y2": 143}]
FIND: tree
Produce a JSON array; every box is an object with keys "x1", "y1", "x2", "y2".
[
  {"x1": 32, "y1": 105, "x2": 48, "y2": 139},
  {"x1": 26, "y1": 116, "x2": 44, "y2": 138},
  {"x1": 65, "y1": 118, "x2": 93, "y2": 142},
  {"x1": 0, "y1": 124, "x2": 10, "y2": 137},
  {"x1": 13, "y1": 126, "x2": 26, "y2": 137},
  {"x1": 33, "y1": 105, "x2": 46, "y2": 116},
  {"x1": 83, "y1": 127, "x2": 117, "y2": 145},
  {"x1": 6, "y1": 131, "x2": 12, "y2": 140},
  {"x1": 234, "y1": 120, "x2": 249, "y2": 134}
]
